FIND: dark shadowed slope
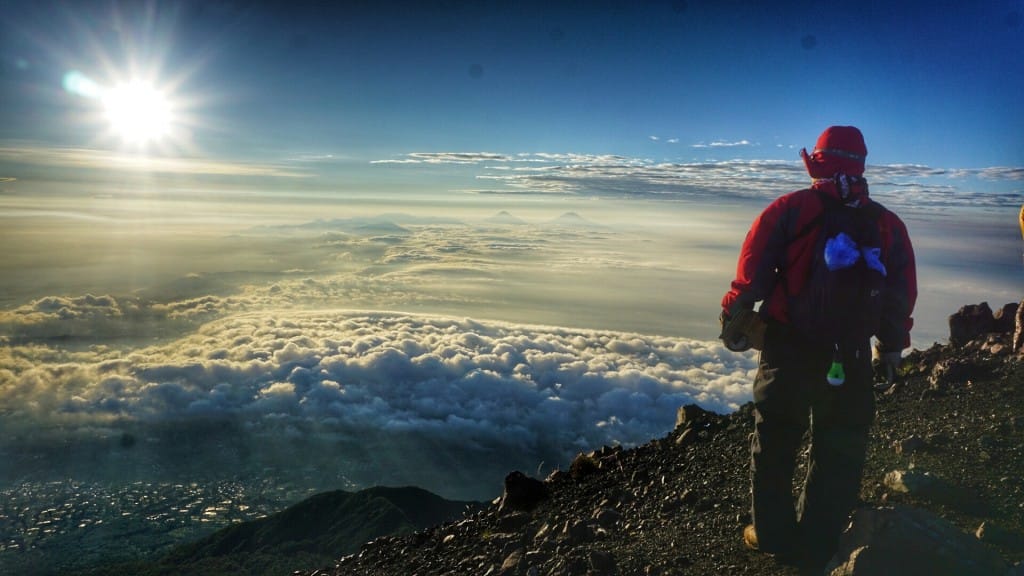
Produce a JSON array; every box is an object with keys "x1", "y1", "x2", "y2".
[{"x1": 82, "y1": 486, "x2": 480, "y2": 576}]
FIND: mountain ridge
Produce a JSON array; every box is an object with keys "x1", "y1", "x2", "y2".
[{"x1": 81, "y1": 486, "x2": 480, "y2": 576}]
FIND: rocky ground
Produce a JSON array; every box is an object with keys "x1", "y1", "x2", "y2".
[{"x1": 300, "y1": 326, "x2": 1024, "y2": 575}]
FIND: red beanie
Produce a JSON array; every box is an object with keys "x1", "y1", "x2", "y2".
[{"x1": 800, "y1": 125, "x2": 867, "y2": 178}]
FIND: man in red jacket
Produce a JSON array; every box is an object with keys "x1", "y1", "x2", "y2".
[{"x1": 720, "y1": 126, "x2": 917, "y2": 573}]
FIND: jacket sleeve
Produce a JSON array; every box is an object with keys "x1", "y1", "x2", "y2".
[
  {"x1": 876, "y1": 210, "x2": 917, "y2": 351},
  {"x1": 721, "y1": 196, "x2": 791, "y2": 315}
]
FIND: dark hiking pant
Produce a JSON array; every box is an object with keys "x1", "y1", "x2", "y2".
[{"x1": 750, "y1": 323, "x2": 874, "y2": 573}]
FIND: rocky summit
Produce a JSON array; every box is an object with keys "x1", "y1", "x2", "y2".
[{"x1": 298, "y1": 301, "x2": 1024, "y2": 576}]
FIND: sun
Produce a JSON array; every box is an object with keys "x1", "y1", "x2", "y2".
[
  {"x1": 102, "y1": 80, "x2": 173, "y2": 145},
  {"x1": 63, "y1": 67, "x2": 196, "y2": 152}
]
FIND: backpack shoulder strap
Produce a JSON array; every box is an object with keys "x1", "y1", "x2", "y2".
[
  {"x1": 861, "y1": 198, "x2": 886, "y2": 222},
  {"x1": 790, "y1": 188, "x2": 831, "y2": 242},
  {"x1": 793, "y1": 191, "x2": 885, "y2": 242}
]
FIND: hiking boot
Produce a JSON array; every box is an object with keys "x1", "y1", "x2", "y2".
[
  {"x1": 743, "y1": 524, "x2": 759, "y2": 551},
  {"x1": 744, "y1": 524, "x2": 800, "y2": 566}
]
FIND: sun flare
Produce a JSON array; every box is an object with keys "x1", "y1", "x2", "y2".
[{"x1": 102, "y1": 81, "x2": 173, "y2": 145}]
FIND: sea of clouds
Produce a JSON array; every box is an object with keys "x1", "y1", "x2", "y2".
[{"x1": 0, "y1": 306, "x2": 756, "y2": 498}]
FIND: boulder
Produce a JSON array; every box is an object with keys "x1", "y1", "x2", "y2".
[
  {"x1": 561, "y1": 518, "x2": 592, "y2": 544},
  {"x1": 884, "y1": 469, "x2": 948, "y2": 496},
  {"x1": 499, "y1": 548, "x2": 524, "y2": 575},
  {"x1": 928, "y1": 359, "x2": 973, "y2": 389},
  {"x1": 498, "y1": 471, "x2": 548, "y2": 513},
  {"x1": 589, "y1": 550, "x2": 617, "y2": 575},
  {"x1": 675, "y1": 403, "x2": 713, "y2": 429},
  {"x1": 592, "y1": 507, "x2": 622, "y2": 529},
  {"x1": 948, "y1": 302, "x2": 994, "y2": 346},
  {"x1": 883, "y1": 469, "x2": 982, "y2": 512},
  {"x1": 569, "y1": 452, "x2": 600, "y2": 479},
  {"x1": 826, "y1": 505, "x2": 1009, "y2": 576},
  {"x1": 992, "y1": 302, "x2": 1018, "y2": 333},
  {"x1": 895, "y1": 435, "x2": 927, "y2": 455}
]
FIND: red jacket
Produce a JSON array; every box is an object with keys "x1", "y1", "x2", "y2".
[{"x1": 722, "y1": 179, "x2": 917, "y2": 350}]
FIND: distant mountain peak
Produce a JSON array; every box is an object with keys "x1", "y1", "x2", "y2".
[
  {"x1": 549, "y1": 212, "x2": 603, "y2": 228},
  {"x1": 352, "y1": 220, "x2": 409, "y2": 235},
  {"x1": 485, "y1": 211, "x2": 528, "y2": 225},
  {"x1": 145, "y1": 485, "x2": 480, "y2": 575}
]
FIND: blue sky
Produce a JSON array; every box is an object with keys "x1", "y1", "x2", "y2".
[{"x1": 2, "y1": 0, "x2": 1022, "y2": 174}]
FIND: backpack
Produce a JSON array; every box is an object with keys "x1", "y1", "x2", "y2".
[{"x1": 786, "y1": 188, "x2": 887, "y2": 355}]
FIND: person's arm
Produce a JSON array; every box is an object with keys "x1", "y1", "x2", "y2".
[{"x1": 721, "y1": 195, "x2": 792, "y2": 316}]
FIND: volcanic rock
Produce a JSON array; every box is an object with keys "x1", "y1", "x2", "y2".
[
  {"x1": 498, "y1": 471, "x2": 548, "y2": 513},
  {"x1": 993, "y1": 302, "x2": 1018, "y2": 334},
  {"x1": 895, "y1": 434, "x2": 927, "y2": 455},
  {"x1": 675, "y1": 403, "x2": 713, "y2": 429},
  {"x1": 949, "y1": 302, "x2": 995, "y2": 345},
  {"x1": 826, "y1": 505, "x2": 1009, "y2": 576}
]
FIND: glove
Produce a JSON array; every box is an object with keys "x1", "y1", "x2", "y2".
[
  {"x1": 719, "y1": 310, "x2": 750, "y2": 352},
  {"x1": 872, "y1": 346, "x2": 902, "y2": 390},
  {"x1": 719, "y1": 308, "x2": 766, "y2": 352}
]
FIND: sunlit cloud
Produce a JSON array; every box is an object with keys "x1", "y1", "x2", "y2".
[
  {"x1": 369, "y1": 150, "x2": 1024, "y2": 211},
  {"x1": 691, "y1": 139, "x2": 754, "y2": 148},
  {"x1": 370, "y1": 152, "x2": 512, "y2": 165},
  {"x1": 0, "y1": 145, "x2": 309, "y2": 178},
  {"x1": 476, "y1": 158, "x2": 808, "y2": 198},
  {"x1": 0, "y1": 311, "x2": 758, "y2": 456},
  {"x1": 372, "y1": 152, "x2": 646, "y2": 167},
  {"x1": 287, "y1": 153, "x2": 350, "y2": 163},
  {"x1": 865, "y1": 164, "x2": 1024, "y2": 182},
  {"x1": 952, "y1": 166, "x2": 1024, "y2": 180}
]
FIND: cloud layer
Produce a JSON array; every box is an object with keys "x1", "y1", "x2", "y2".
[
  {"x1": 372, "y1": 151, "x2": 1024, "y2": 211},
  {"x1": 0, "y1": 311, "x2": 756, "y2": 495},
  {"x1": 1, "y1": 310, "x2": 755, "y2": 436}
]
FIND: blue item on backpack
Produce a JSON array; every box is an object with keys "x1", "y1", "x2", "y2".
[
  {"x1": 861, "y1": 246, "x2": 886, "y2": 276},
  {"x1": 824, "y1": 233, "x2": 860, "y2": 271},
  {"x1": 824, "y1": 233, "x2": 888, "y2": 277}
]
